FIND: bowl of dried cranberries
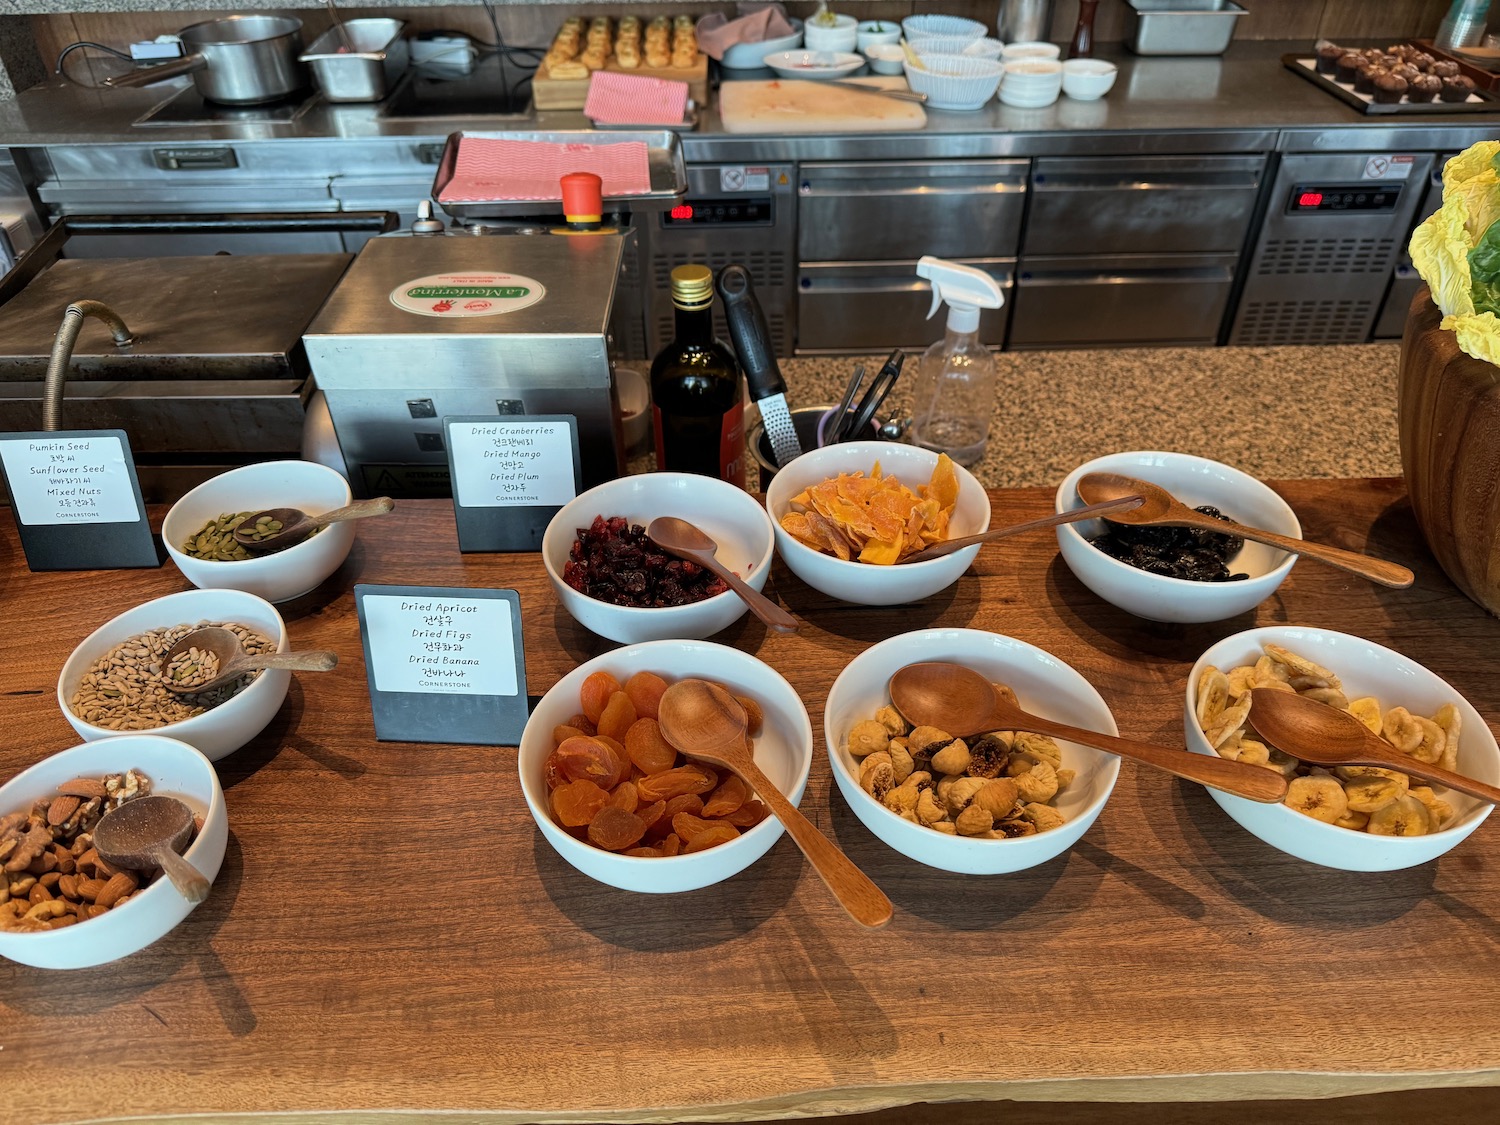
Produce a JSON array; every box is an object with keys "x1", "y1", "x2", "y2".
[
  {"x1": 518, "y1": 639, "x2": 813, "y2": 893},
  {"x1": 541, "y1": 472, "x2": 778, "y2": 643}
]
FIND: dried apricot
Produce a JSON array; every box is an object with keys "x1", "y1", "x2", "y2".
[
  {"x1": 702, "y1": 773, "x2": 749, "y2": 818},
  {"x1": 625, "y1": 671, "x2": 669, "y2": 720},
  {"x1": 587, "y1": 806, "x2": 647, "y2": 852},
  {"x1": 579, "y1": 671, "x2": 622, "y2": 724},
  {"x1": 636, "y1": 763, "x2": 719, "y2": 804},
  {"x1": 734, "y1": 695, "x2": 764, "y2": 737},
  {"x1": 565, "y1": 712, "x2": 597, "y2": 737},
  {"x1": 623, "y1": 844, "x2": 663, "y2": 857},
  {"x1": 624, "y1": 718, "x2": 679, "y2": 775},
  {"x1": 551, "y1": 779, "x2": 610, "y2": 828},
  {"x1": 683, "y1": 824, "x2": 739, "y2": 853},
  {"x1": 552, "y1": 723, "x2": 589, "y2": 746},
  {"x1": 723, "y1": 799, "x2": 769, "y2": 828},
  {"x1": 595, "y1": 734, "x2": 627, "y2": 760},
  {"x1": 647, "y1": 794, "x2": 703, "y2": 841},
  {"x1": 543, "y1": 750, "x2": 566, "y2": 790},
  {"x1": 671, "y1": 812, "x2": 719, "y2": 842},
  {"x1": 597, "y1": 691, "x2": 638, "y2": 742},
  {"x1": 555, "y1": 736, "x2": 629, "y2": 789},
  {"x1": 635, "y1": 799, "x2": 667, "y2": 835},
  {"x1": 658, "y1": 833, "x2": 682, "y2": 856},
  {"x1": 607, "y1": 780, "x2": 639, "y2": 813}
]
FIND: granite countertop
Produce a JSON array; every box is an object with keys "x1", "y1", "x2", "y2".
[{"x1": 731, "y1": 343, "x2": 1404, "y2": 491}]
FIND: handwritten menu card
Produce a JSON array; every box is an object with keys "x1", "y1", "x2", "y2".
[
  {"x1": 354, "y1": 584, "x2": 529, "y2": 745},
  {"x1": 443, "y1": 415, "x2": 581, "y2": 553},
  {"x1": 0, "y1": 429, "x2": 158, "y2": 571}
]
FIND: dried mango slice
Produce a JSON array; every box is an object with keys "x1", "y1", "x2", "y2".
[{"x1": 779, "y1": 454, "x2": 960, "y2": 565}]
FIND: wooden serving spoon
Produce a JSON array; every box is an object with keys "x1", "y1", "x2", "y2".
[
  {"x1": 898, "y1": 495, "x2": 1145, "y2": 564},
  {"x1": 657, "y1": 679, "x2": 893, "y2": 929},
  {"x1": 1248, "y1": 688, "x2": 1500, "y2": 804},
  {"x1": 232, "y1": 496, "x2": 394, "y2": 554},
  {"x1": 93, "y1": 795, "x2": 211, "y2": 904},
  {"x1": 645, "y1": 517, "x2": 798, "y2": 634},
  {"x1": 1075, "y1": 471, "x2": 1414, "y2": 589},
  {"x1": 160, "y1": 626, "x2": 338, "y2": 695},
  {"x1": 888, "y1": 662, "x2": 1289, "y2": 804}
]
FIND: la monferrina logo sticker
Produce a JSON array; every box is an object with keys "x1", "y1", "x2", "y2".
[{"x1": 391, "y1": 273, "x2": 546, "y2": 318}]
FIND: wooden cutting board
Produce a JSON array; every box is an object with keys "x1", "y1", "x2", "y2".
[{"x1": 718, "y1": 77, "x2": 927, "y2": 133}]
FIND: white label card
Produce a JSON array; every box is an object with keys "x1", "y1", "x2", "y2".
[
  {"x1": 362, "y1": 594, "x2": 519, "y2": 697},
  {"x1": 0, "y1": 435, "x2": 141, "y2": 526},
  {"x1": 448, "y1": 420, "x2": 578, "y2": 508}
]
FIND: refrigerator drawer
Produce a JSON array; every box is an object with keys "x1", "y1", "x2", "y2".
[{"x1": 796, "y1": 259, "x2": 1013, "y2": 353}]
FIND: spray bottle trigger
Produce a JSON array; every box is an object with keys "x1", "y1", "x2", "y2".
[{"x1": 926, "y1": 280, "x2": 943, "y2": 321}]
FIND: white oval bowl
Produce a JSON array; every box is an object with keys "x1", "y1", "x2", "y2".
[
  {"x1": 1001, "y1": 41, "x2": 1061, "y2": 61},
  {"x1": 1062, "y1": 57, "x2": 1118, "y2": 100},
  {"x1": 0, "y1": 735, "x2": 227, "y2": 969},
  {"x1": 826, "y1": 628, "x2": 1120, "y2": 874},
  {"x1": 163, "y1": 460, "x2": 355, "y2": 604},
  {"x1": 765, "y1": 441, "x2": 991, "y2": 606},
  {"x1": 541, "y1": 472, "x2": 776, "y2": 644},
  {"x1": 57, "y1": 588, "x2": 291, "y2": 761},
  {"x1": 721, "y1": 18, "x2": 802, "y2": 69},
  {"x1": 518, "y1": 640, "x2": 813, "y2": 893},
  {"x1": 1054, "y1": 450, "x2": 1301, "y2": 624},
  {"x1": 1186, "y1": 626, "x2": 1498, "y2": 871}
]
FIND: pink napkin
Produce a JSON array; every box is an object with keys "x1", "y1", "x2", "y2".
[
  {"x1": 697, "y1": 3, "x2": 796, "y2": 61},
  {"x1": 585, "y1": 71, "x2": 690, "y2": 125},
  {"x1": 438, "y1": 137, "x2": 652, "y2": 203}
]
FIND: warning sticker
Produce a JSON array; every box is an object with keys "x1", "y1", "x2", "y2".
[
  {"x1": 390, "y1": 273, "x2": 546, "y2": 317},
  {"x1": 360, "y1": 464, "x2": 452, "y2": 498},
  {"x1": 1362, "y1": 155, "x2": 1415, "y2": 181}
]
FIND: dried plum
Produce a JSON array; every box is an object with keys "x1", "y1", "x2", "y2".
[
  {"x1": 1088, "y1": 506, "x2": 1248, "y2": 583},
  {"x1": 563, "y1": 515, "x2": 730, "y2": 608}
]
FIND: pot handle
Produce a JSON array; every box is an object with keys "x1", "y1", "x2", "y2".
[{"x1": 100, "y1": 52, "x2": 207, "y2": 89}]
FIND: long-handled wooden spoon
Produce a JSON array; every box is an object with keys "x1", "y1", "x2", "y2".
[
  {"x1": 232, "y1": 496, "x2": 394, "y2": 555},
  {"x1": 646, "y1": 517, "x2": 798, "y2": 634},
  {"x1": 657, "y1": 679, "x2": 893, "y2": 928},
  {"x1": 93, "y1": 795, "x2": 211, "y2": 903},
  {"x1": 898, "y1": 496, "x2": 1144, "y2": 564},
  {"x1": 1248, "y1": 688, "x2": 1500, "y2": 804},
  {"x1": 888, "y1": 662, "x2": 1289, "y2": 804},
  {"x1": 160, "y1": 626, "x2": 338, "y2": 695},
  {"x1": 1076, "y1": 471, "x2": 1414, "y2": 589}
]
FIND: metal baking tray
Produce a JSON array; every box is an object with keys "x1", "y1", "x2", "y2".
[
  {"x1": 1283, "y1": 55, "x2": 1500, "y2": 116},
  {"x1": 431, "y1": 130, "x2": 687, "y2": 218}
]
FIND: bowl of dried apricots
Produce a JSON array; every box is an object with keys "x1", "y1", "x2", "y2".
[
  {"x1": 1187, "y1": 625, "x2": 1499, "y2": 871},
  {"x1": 765, "y1": 442, "x2": 990, "y2": 606},
  {"x1": 518, "y1": 640, "x2": 813, "y2": 893}
]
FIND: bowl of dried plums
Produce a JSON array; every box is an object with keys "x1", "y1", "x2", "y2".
[
  {"x1": 1054, "y1": 450, "x2": 1301, "y2": 623},
  {"x1": 542, "y1": 472, "x2": 777, "y2": 643},
  {"x1": 518, "y1": 639, "x2": 813, "y2": 892}
]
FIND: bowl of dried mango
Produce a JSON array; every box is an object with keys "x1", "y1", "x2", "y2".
[
  {"x1": 764, "y1": 442, "x2": 990, "y2": 606},
  {"x1": 1187, "y1": 625, "x2": 1499, "y2": 871}
]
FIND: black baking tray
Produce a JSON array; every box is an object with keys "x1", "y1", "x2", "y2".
[{"x1": 1283, "y1": 54, "x2": 1500, "y2": 115}]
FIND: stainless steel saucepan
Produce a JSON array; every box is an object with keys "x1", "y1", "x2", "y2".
[{"x1": 101, "y1": 15, "x2": 307, "y2": 105}]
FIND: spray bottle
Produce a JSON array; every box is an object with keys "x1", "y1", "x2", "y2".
[{"x1": 908, "y1": 256, "x2": 1004, "y2": 466}]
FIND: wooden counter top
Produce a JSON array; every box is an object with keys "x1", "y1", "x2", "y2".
[{"x1": 2, "y1": 479, "x2": 1499, "y2": 1125}]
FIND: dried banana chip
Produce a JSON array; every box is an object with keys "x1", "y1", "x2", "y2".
[
  {"x1": 1204, "y1": 696, "x2": 1252, "y2": 750},
  {"x1": 1338, "y1": 766, "x2": 1409, "y2": 813},
  {"x1": 1285, "y1": 774, "x2": 1349, "y2": 824},
  {"x1": 1264, "y1": 643, "x2": 1340, "y2": 688},
  {"x1": 1298, "y1": 686, "x2": 1350, "y2": 710},
  {"x1": 1408, "y1": 786, "x2": 1454, "y2": 831},
  {"x1": 1406, "y1": 716, "x2": 1446, "y2": 765},
  {"x1": 1347, "y1": 696, "x2": 1383, "y2": 735},
  {"x1": 1382, "y1": 707, "x2": 1424, "y2": 755},
  {"x1": 1196, "y1": 666, "x2": 1231, "y2": 727},
  {"x1": 1432, "y1": 703, "x2": 1462, "y2": 773},
  {"x1": 1367, "y1": 794, "x2": 1431, "y2": 836}
]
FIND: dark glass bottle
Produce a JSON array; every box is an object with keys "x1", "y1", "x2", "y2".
[{"x1": 650, "y1": 264, "x2": 746, "y2": 486}]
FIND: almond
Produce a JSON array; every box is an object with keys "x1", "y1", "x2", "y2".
[
  {"x1": 74, "y1": 877, "x2": 104, "y2": 903},
  {"x1": 94, "y1": 871, "x2": 137, "y2": 910},
  {"x1": 46, "y1": 795, "x2": 81, "y2": 826},
  {"x1": 56, "y1": 778, "x2": 107, "y2": 799}
]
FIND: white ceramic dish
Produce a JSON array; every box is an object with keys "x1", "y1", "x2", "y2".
[
  {"x1": 518, "y1": 640, "x2": 813, "y2": 893},
  {"x1": 720, "y1": 18, "x2": 803, "y2": 69},
  {"x1": 0, "y1": 735, "x2": 227, "y2": 969},
  {"x1": 1186, "y1": 626, "x2": 1499, "y2": 871},
  {"x1": 1054, "y1": 450, "x2": 1300, "y2": 624},
  {"x1": 803, "y1": 13, "x2": 858, "y2": 53},
  {"x1": 163, "y1": 460, "x2": 356, "y2": 604},
  {"x1": 826, "y1": 628, "x2": 1121, "y2": 874},
  {"x1": 904, "y1": 54, "x2": 1005, "y2": 110},
  {"x1": 765, "y1": 441, "x2": 990, "y2": 606},
  {"x1": 864, "y1": 43, "x2": 906, "y2": 75},
  {"x1": 1062, "y1": 57, "x2": 1118, "y2": 100},
  {"x1": 763, "y1": 49, "x2": 865, "y2": 80},
  {"x1": 541, "y1": 472, "x2": 777, "y2": 644},
  {"x1": 1001, "y1": 41, "x2": 1062, "y2": 61},
  {"x1": 856, "y1": 20, "x2": 902, "y2": 54},
  {"x1": 57, "y1": 588, "x2": 291, "y2": 762}
]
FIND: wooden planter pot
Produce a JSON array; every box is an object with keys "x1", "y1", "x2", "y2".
[{"x1": 1399, "y1": 288, "x2": 1500, "y2": 616}]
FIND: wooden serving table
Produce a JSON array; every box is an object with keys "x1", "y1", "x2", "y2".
[{"x1": 3, "y1": 480, "x2": 1500, "y2": 1125}]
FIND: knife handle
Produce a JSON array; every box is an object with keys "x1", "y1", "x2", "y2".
[{"x1": 717, "y1": 264, "x2": 785, "y2": 402}]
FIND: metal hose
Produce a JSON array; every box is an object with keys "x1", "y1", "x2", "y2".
[{"x1": 42, "y1": 300, "x2": 135, "y2": 431}]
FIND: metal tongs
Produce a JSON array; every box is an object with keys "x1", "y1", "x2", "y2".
[{"x1": 828, "y1": 349, "x2": 904, "y2": 443}]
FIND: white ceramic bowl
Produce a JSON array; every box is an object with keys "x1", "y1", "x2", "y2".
[
  {"x1": 904, "y1": 54, "x2": 1005, "y2": 110},
  {"x1": 1186, "y1": 626, "x2": 1499, "y2": 871},
  {"x1": 57, "y1": 588, "x2": 291, "y2": 761},
  {"x1": 826, "y1": 628, "x2": 1120, "y2": 874},
  {"x1": 803, "y1": 14, "x2": 858, "y2": 53},
  {"x1": 163, "y1": 460, "x2": 356, "y2": 604},
  {"x1": 614, "y1": 366, "x2": 650, "y2": 454},
  {"x1": 856, "y1": 20, "x2": 902, "y2": 54},
  {"x1": 518, "y1": 640, "x2": 813, "y2": 893},
  {"x1": 864, "y1": 42, "x2": 906, "y2": 75},
  {"x1": 765, "y1": 441, "x2": 990, "y2": 606},
  {"x1": 0, "y1": 735, "x2": 227, "y2": 969},
  {"x1": 1001, "y1": 41, "x2": 1061, "y2": 61},
  {"x1": 541, "y1": 472, "x2": 777, "y2": 643},
  {"x1": 763, "y1": 49, "x2": 864, "y2": 79},
  {"x1": 720, "y1": 18, "x2": 803, "y2": 69},
  {"x1": 1054, "y1": 450, "x2": 1300, "y2": 624},
  {"x1": 912, "y1": 35, "x2": 1004, "y2": 60},
  {"x1": 1062, "y1": 57, "x2": 1118, "y2": 100},
  {"x1": 902, "y1": 14, "x2": 987, "y2": 42}
]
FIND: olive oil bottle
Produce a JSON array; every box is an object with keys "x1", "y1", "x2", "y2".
[{"x1": 650, "y1": 265, "x2": 746, "y2": 486}]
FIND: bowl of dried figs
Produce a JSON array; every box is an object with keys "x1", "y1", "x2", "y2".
[
  {"x1": 518, "y1": 639, "x2": 813, "y2": 893},
  {"x1": 0, "y1": 734, "x2": 227, "y2": 969}
]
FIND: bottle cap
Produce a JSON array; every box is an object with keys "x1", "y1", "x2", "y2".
[
  {"x1": 560, "y1": 171, "x2": 603, "y2": 226},
  {"x1": 670, "y1": 264, "x2": 715, "y2": 311}
]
